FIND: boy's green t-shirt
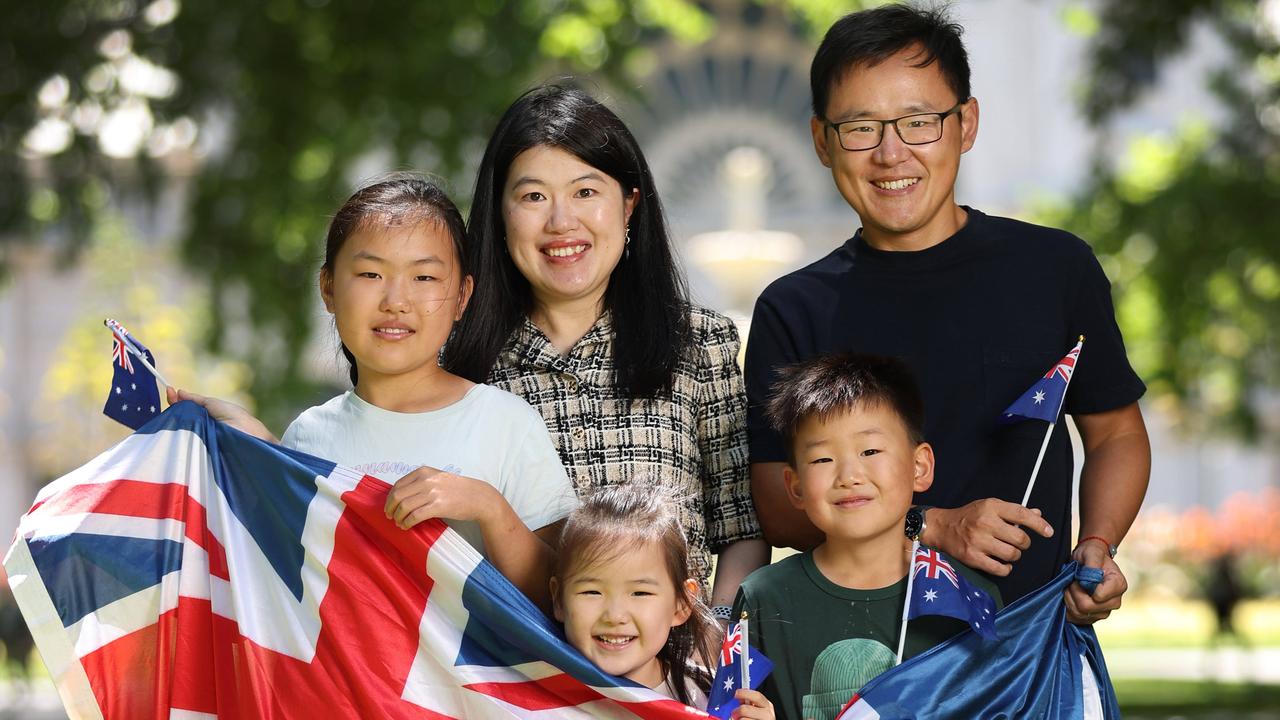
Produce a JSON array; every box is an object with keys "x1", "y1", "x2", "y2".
[{"x1": 731, "y1": 550, "x2": 1001, "y2": 720}]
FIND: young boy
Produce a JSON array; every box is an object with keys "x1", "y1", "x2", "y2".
[{"x1": 732, "y1": 353, "x2": 1000, "y2": 720}]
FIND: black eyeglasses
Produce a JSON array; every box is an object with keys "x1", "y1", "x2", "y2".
[{"x1": 824, "y1": 101, "x2": 968, "y2": 151}]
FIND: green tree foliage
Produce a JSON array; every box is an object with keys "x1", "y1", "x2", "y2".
[
  {"x1": 1054, "y1": 0, "x2": 1280, "y2": 437},
  {"x1": 1, "y1": 0, "x2": 720, "y2": 428}
]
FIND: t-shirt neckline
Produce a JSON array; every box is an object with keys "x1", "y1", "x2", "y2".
[
  {"x1": 845, "y1": 206, "x2": 984, "y2": 272},
  {"x1": 800, "y1": 551, "x2": 908, "y2": 602},
  {"x1": 343, "y1": 384, "x2": 485, "y2": 423}
]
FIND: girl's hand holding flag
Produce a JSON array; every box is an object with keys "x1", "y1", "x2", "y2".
[{"x1": 165, "y1": 386, "x2": 278, "y2": 442}]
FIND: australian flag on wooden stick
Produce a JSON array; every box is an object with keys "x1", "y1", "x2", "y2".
[
  {"x1": 906, "y1": 547, "x2": 997, "y2": 641},
  {"x1": 706, "y1": 619, "x2": 772, "y2": 719},
  {"x1": 4, "y1": 402, "x2": 707, "y2": 719},
  {"x1": 103, "y1": 319, "x2": 161, "y2": 430},
  {"x1": 1000, "y1": 338, "x2": 1083, "y2": 424}
]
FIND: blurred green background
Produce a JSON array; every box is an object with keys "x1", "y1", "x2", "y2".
[{"x1": 2, "y1": 0, "x2": 1278, "y2": 716}]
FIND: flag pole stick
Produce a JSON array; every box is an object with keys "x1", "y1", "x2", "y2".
[
  {"x1": 104, "y1": 319, "x2": 172, "y2": 388},
  {"x1": 895, "y1": 539, "x2": 920, "y2": 665},
  {"x1": 1019, "y1": 422, "x2": 1054, "y2": 507},
  {"x1": 739, "y1": 611, "x2": 750, "y2": 691}
]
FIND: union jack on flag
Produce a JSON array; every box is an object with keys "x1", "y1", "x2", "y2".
[
  {"x1": 1001, "y1": 337, "x2": 1085, "y2": 424},
  {"x1": 912, "y1": 547, "x2": 959, "y2": 586},
  {"x1": 1045, "y1": 344, "x2": 1080, "y2": 382},
  {"x1": 4, "y1": 402, "x2": 708, "y2": 719},
  {"x1": 718, "y1": 622, "x2": 742, "y2": 667},
  {"x1": 110, "y1": 333, "x2": 133, "y2": 373}
]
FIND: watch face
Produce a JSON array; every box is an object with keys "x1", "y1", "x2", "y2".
[{"x1": 904, "y1": 507, "x2": 923, "y2": 539}]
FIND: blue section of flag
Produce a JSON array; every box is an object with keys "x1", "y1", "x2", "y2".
[
  {"x1": 133, "y1": 401, "x2": 328, "y2": 601},
  {"x1": 1000, "y1": 374, "x2": 1066, "y2": 423},
  {"x1": 706, "y1": 622, "x2": 773, "y2": 719},
  {"x1": 907, "y1": 548, "x2": 997, "y2": 641},
  {"x1": 454, "y1": 556, "x2": 639, "y2": 689},
  {"x1": 841, "y1": 564, "x2": 1121, "y2": 719},
  {"x1": 103, "y1": 332, "x2": 162, "y2": 430},
  {"x1": 1000, "y1": 341, "x2": 1081, "y2": 424},
  {"x1": 204, "y1": 419, "x2": 328, "y2": 601},
  {"x1": 29, "y1": 535, "x2": 184, "y2": 628}
]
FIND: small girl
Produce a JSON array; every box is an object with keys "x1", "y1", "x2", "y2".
[
  {"x1": 550, "y1": 482, "x2": 774, "y2": 718},
  {"x1": 171, "y1": 174, "x2": 576, "y2": 609}
]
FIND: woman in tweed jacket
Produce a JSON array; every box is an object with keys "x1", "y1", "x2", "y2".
[{"x1": 445, "y1": 85, "x2": 769, "y2": 613}]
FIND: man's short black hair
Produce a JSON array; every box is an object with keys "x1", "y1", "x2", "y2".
[
  {"x1": 810, "y1": 3, "x2": 971, "y2": 119},
  {"x1": 767, "y1": 353, "x2": 926, "y2": 465}
]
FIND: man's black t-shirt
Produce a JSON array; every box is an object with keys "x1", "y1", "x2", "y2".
[{"x1": 745, "y1": 208, "x2": 1146, "y2": 602}]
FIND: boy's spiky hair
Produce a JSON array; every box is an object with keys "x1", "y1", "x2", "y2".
[{"x1": 767, "y1": 352, "x2": 926, "y2": 464}]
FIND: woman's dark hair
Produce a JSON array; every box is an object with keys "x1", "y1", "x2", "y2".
[
  {"x1": 554, "y1": 481, "x2": 715, "y2": 704},
  {"x1": 767, "y1": 352, "x2": 927, "y2": 465},
  {"x1": 810, "y1": 3, "x2": 971, "y2": 119},
  {"x1": 442, "y1": 84, "x2": 691, "y2": 397},
  {"x1": 321, "y1": 173, "x2": 468, "y2": 386}
]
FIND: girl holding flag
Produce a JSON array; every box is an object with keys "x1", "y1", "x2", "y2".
[{"x1": 170, "y1": 174, "x2": 577, "y2": 612}]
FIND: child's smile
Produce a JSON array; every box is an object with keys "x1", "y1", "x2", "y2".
[{"x1": 553, "y1": 540, "x2": 692, "y2": 689}]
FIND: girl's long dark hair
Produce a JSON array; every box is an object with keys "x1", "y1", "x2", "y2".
[
  {"x1": 322, "y1": 173, "x2": 468, "y2": 386},
  {"x1": 554, "y1": 481, "x2": 716, "y2": 705},
  {"x1": 442, "y1": 84, "x2": 690, "y2": 397}
]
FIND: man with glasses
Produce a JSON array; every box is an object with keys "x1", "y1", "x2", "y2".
[{"x1": 744, "y1": 4, "x2": 1151, "y2": 620}]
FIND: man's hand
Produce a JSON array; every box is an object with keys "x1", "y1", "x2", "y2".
[
  {"x1": 384, "y1": 466, "x2": 498, "y2": 530},
  {"x1": 1064, "y1": 538, "x2": 1127, "y2": 625},
  {"x1": 922, "y1": 499, "x2": 1054, "y2": 576},
  {"x1": 166, "y1": 387, "x2": 277, "y2": 442}
]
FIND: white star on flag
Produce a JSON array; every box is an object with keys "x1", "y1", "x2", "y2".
[
  {"x1": 924, "y1": 589, "x2": 938, "y2": 602},
  {"x1": 723, "y1": 677, "x2": 735, "y2": 691},
  {"x1": 1032, "y1": 390, "x2": 1046, "y2": 404},
  {"x1": 115, "y1": 387, "x2": 121, "y2": 395}
]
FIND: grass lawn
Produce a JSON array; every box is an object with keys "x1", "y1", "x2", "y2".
[
  {"x1": 1095, "y1": 597, "x2": 1280, "y2": 648},
  {"x1": 1117, "y1": 678, "x2": 1280, "y2": 714}
]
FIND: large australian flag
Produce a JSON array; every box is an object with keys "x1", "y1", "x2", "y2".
[{"x1": 840, "y1": 563, "x2": 1119, "y2": 719}]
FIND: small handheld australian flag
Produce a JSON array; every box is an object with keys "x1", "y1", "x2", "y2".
[
  {"x1": 706, "y1": 618, "x2": 774, "y2": 719},
  {"x1": 103, "y1": 319, "x2": 162, "y2": 430},
  {"x1": 907, "y1": 547, "x2": 997, "y2": 641},
  {"x1": 1000, "y1": 338, "x2": 1083, "y2": 424}
]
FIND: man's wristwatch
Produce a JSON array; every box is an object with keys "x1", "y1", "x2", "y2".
[{"x1": 905, "y1": 505, "x2": 932, "y2": 542}]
